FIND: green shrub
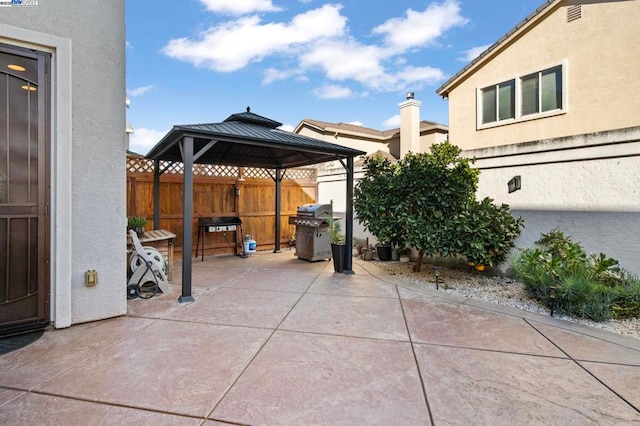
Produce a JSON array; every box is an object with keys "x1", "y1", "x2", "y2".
[
  {"x1": 610, "y1": 279, "x2": 640, "y2": 319},
  {"x1": 460, "y1": 197, "x2": 524, "y2": 268},
  {"x1": 510, "y1": 229, "x2": 640, "y2": 321},
  {"x1": 127, "y1": 216, "x2": 147, "y2": 229}
]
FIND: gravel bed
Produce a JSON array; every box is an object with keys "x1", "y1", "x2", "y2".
[{"x1": 373, "y1": 260, "x2": 640, "y2": 340}]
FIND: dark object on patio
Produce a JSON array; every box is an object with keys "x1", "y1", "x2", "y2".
[
  {"x1": 196, "y1": 216, "x2": 244, "y2": 260},
  {"x1": 377, "y1": 245, "x2": 392, "y2": 261},
  {"x1": 0, "y1": 330, "x2": 44, "y2": 355},
  {"x1": 331, "y1": 243, "x2": 346, "y2": 273}
]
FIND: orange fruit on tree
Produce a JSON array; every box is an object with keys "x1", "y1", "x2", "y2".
[{"x1": 475, "y1": 264, "x2": 485, "y2": 272}]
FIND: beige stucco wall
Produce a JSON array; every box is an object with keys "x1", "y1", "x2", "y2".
[
  {"x1": 297, "y1": 125, "x2": 447, "y2": 164},
  {"x1": 0, "y1": 1, "x2": 127, "y2": 327},
  {"x1": 388, "y1": 130, "x2": 448, "y2": 158},
  {"x1": 447, "y1": 0, "x2": 640, "y2": 150}
]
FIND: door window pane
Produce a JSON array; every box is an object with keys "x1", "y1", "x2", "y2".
[
  {"x1": 0, "y1": 74, "x2": 7, "y2": 203},
  {"x1": 8, "y1": 75, "x2": 31, "y2": 204}
]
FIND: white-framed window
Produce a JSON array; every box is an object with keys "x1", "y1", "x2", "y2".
[
  {"x1": 478, "y1": 62, "x2": 566, "y2": 128},
  {"x1": 481, "y1": 79, "x2": 515, "y2": 124},
  {"x1": 521, "y1": 65, "x2": 563, "y2": 116}
]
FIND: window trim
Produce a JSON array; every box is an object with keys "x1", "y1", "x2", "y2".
[
  {"x1": 480, "y1": 79, "x2": 516, "y2": 125},
  {"x1": 476, "y1": 60, "x2": 568, "y2": 130}
]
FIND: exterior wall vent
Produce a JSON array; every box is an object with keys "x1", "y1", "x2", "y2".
[{"x1": 567, "y1": 4, "x2": 582, "y2": 22}]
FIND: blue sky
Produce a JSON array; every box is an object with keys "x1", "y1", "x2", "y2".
[{"x1": 126, "y1": 0, "x2": 545, "y2": 154}]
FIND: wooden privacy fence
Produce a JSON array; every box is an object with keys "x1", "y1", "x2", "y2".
[{"x1": 126, "y1": 155, "x2": 317, "y2": 256}]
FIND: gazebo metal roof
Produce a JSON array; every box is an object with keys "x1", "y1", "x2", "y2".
[
  {"x1": 145, "y1": 109, "x2": 366, "y2": 303},
  {"x1": 146, "y1": 109, "x2": 365, "y2": 169}
]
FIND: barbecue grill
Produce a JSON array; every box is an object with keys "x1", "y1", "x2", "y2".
[
  {"x1": 288, "y1": 204, "x2": 332, "y2": 261},
  {"x1": 196, "y1": 216, "x2": 244, "y2": 260}
]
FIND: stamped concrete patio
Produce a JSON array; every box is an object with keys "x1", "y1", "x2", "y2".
[{"x1": 1, "y1": 251, "x2": 639, "y2": 425}]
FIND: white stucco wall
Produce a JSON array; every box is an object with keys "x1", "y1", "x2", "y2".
[
  {"x1": 0, "y1": 1, "x2": 127, "y2": 327},
  {"x1": 317, "y1": 164, "x2": 376, "y2": 245},
  {"x1": 464, "y1": 127, "x2": 640, "y2": 275}
]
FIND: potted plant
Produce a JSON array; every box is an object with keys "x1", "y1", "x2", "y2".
[
  {"x1": 127, "y1": 216, "x2": 148, "y2": 238},
  {"x1": 328, "y1": 217, "x2": 346, "y2": 272},
  {"x1": 397, "y1": 245, "x2": 411, "y2": 263},
  {"x1": 375, "y1": 242, "x2": 392, "y2": 261}
]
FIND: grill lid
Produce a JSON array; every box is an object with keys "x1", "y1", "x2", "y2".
[{"x1": 296, "y1": 203, "x2": 332, "y2": 218}]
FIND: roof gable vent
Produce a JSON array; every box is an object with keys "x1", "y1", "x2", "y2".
[{"x1": 567, "y1": 4, "x2": 582, "y2": 22}]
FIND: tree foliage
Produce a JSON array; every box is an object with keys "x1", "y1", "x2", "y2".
[
  {"x1": 460, "y1": 197, "x2": 525, "y2": 268},
  {"x1": 354, "y1": 141, "x2": 523, "y2": 272},
  {"x1": 353, "y1": 154, "x2": 404, "y2": 247}
]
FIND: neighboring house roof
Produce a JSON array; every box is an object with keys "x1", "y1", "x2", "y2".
[
  {"x1": 352, "y1": 150, "x2": 397, "y2": 167},
  {"x1": 367, "y1": 150, "x2": 397, "y2": 162},
  {"x1": 436, "y1": 0, "x2": 559, "y2": 97},
  {"x1": 295, "y1": 118, "x2": 447, "y2": 141}
]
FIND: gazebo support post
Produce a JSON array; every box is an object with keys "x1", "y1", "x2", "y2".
[
  {"x1": 343, "y1": 155, "x2": 355, "y2": 274},
  {"x1": 179, "y1": 136, "x2": 195, "y2": 303},
  {"x1": 273, "y1": 168, "x2": 283, "y2": 253},
  {"x1": 153, "y1": 158, "x2": 160, "y2": 230}
]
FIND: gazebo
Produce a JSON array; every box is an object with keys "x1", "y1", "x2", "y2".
[{"x1": 146, "y1": 109, "x2": 366, "y2": 302}]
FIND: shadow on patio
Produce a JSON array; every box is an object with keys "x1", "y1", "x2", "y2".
[{"x1": 1, "y1": 251, "x2": 639, "y2": 425}]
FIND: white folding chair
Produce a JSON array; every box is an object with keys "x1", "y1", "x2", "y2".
[{"x1": 128, "y1": 230, "x2": 170, "y2": 298}]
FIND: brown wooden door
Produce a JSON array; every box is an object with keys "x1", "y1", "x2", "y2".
[{"x1": 0, "y1": 44, "x2": 50, "y2": 335}]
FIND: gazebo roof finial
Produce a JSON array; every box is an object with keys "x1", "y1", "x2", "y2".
[{"x1": 247, "y1": 106, "x2": 251, "y2": 113}]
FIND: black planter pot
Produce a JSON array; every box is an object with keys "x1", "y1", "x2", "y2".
[
  {"x1": 331, "y1": 243, "x2": 346, "y2": 273},
  {"x1": 376, "y1": 245, "x2": 392, "y2": 261}
]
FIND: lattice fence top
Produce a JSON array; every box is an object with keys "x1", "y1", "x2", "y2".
[{"x1": 127, "y1": 156, "x2": 316, "y2": 181}]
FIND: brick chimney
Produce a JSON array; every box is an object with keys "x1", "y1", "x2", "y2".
[{"x1": 399, "y1": 92, "x2": 421, "y2": 158}]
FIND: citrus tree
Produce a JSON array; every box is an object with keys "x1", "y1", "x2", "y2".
[
  {"x1": 394, "y1": 143, "x2": 479, "y2": 271},
  {"x1": 354, "y1": 141, "x2": 524, "y2": 272},
  {"x1": 353, "y1": 154, "x2": 406, "y2": 248}
]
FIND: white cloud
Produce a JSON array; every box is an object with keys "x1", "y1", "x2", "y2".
[
  {"x1": 164, "y1": 1, "x2": 463, "y2": 96},
  {"x1": 372, "y1": 0, "x2": 467, "y2": 52},
  {"x1": 300, "y1": 39, "x2": 393, "y2": 90},
  {"x1": 347, "y1": 121, "x2": 363, "y2": 126},
  {"x1": 459, "y1": 44, "x2": 491, "y2": 62},
  {"x1": 279, "y1": 124, "x2": 295, "y2": 132},
  {"x1": 382, "y1": 114, "x2": 400, "y2": 128},
  {"x1": 301, "y1": 40, "x2": 445, "y2": 92},
  {"x1": 163, "y1": 5, "x2": 346, "y2": 72},
  {"x1": 128, "y1": 85, "x2": 155, "y2": 97},
  {"x1": 129, "y1": 128, "x2": 168, "y2": 155},
  {"x1": 263, "y1": 67, "x2": 301, "y2": 84},
  {"x1": 199, "y1": 0, "x2": 281, "y2": 15},
  {"x1": 395, "y1": 66, "x2": 445, "y2": 87},
  {"x1": 312, "y1": 84, "x2": 354, "y2": 99}
]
